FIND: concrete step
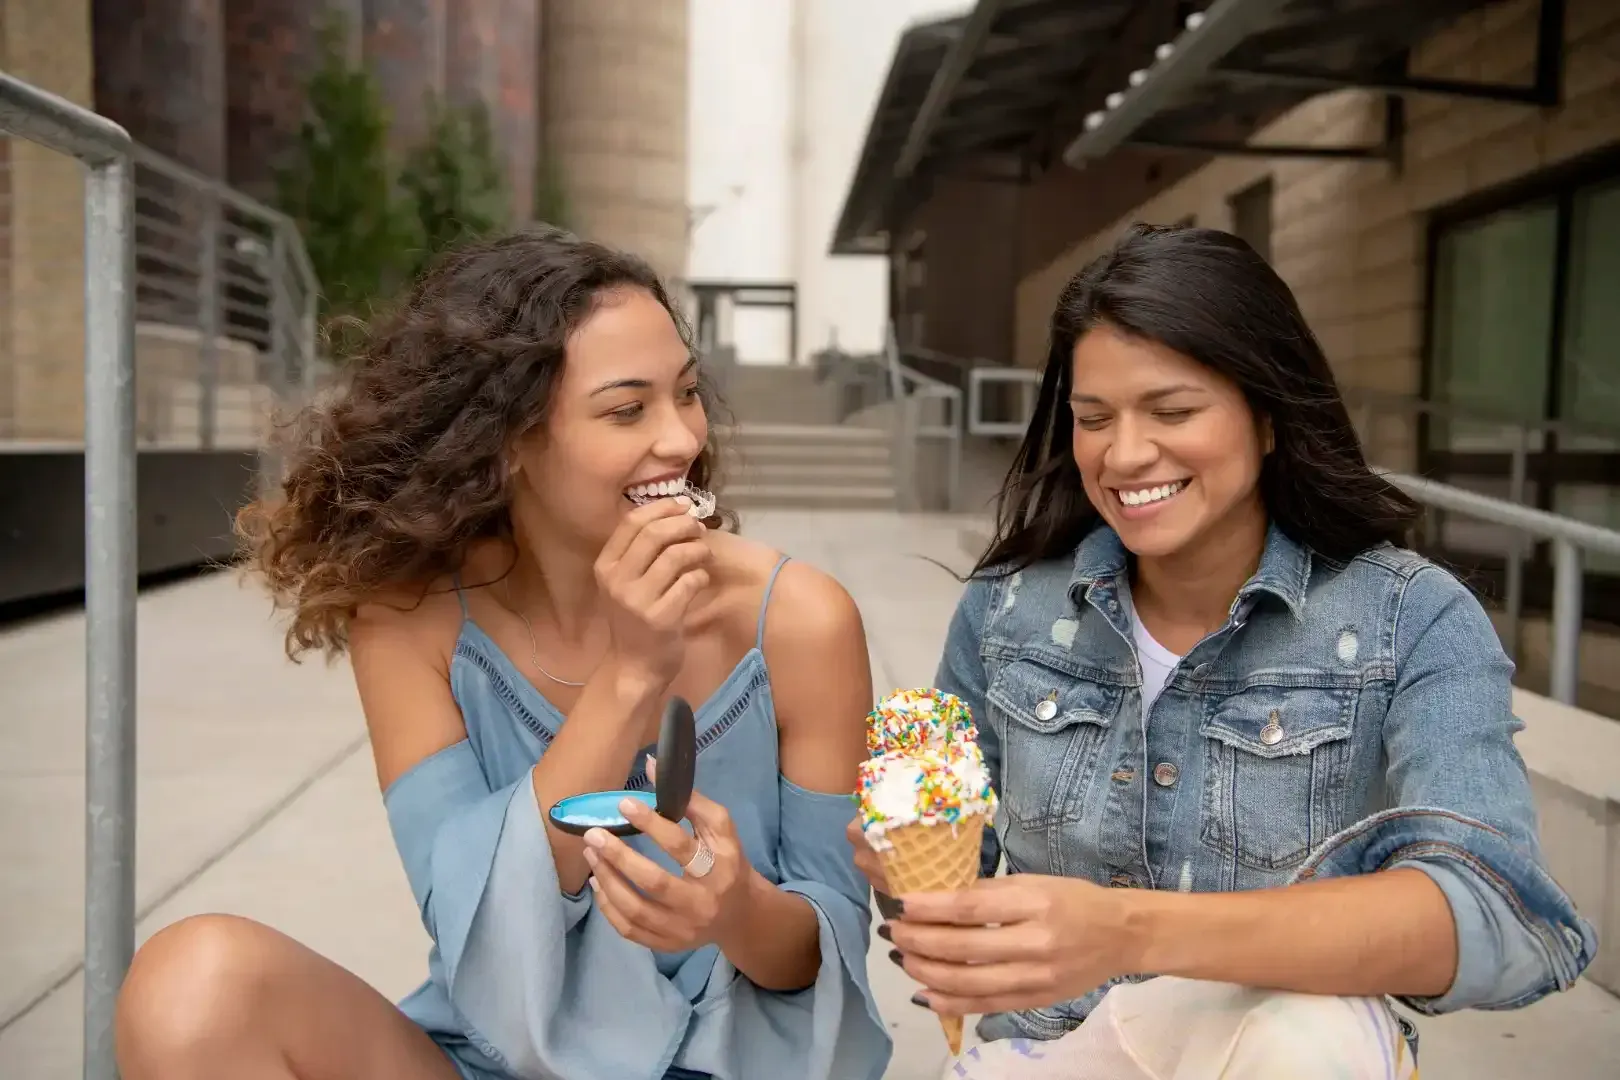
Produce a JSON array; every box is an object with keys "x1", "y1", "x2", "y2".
[
  {"x1": 721, "y1": 441, "x2": 892, "y2": 465},
  {"x1": 722, "y1": 422, "x2": 889, "y2": 443},
  {"x1": 724, "y1": 483, "x2": 898, "y2": 510},
  {"x1": 729, "y1": 461, "x2": 895, "y2": 485}
]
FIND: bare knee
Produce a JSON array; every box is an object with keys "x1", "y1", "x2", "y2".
[{"x1": 115, "y1": 914, "x2": 283, "y2": 1071}]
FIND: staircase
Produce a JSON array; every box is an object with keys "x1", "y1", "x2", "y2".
[
  {"x1": 720, "y1": 423, "x2": 897, "y2": 509},
  {"x1": 713, "y1": 363, "x2": 898, "y2": 510}
]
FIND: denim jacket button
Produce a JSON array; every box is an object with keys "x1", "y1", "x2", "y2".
[
  {"x1": 1152, "y1": 762, "x2": 1179, "y2": 787},
  {"x1": 1260, "y1": 709, "x2": 1285, "y2": 745},
  {"x1": 1192, "y1": 663, "x2": 1211, "y2": 679},
  {"x1": 1108, "y1": 873, "x2": 1136, "y2": 888},
  {"x1": 1034, "y1": 698, "x2": 1059, "y2": 722}
]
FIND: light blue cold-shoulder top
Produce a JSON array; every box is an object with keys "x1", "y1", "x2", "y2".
[{"x1": 382, "y1": 556, "x2": 891, "y2": 1080}]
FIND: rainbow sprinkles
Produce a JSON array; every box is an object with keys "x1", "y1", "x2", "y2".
[
  {"x1": 856, "y1": 743, "x2": 997, "y2": 852},
  {"x1": 866, "y1": 687, "x2": 977, "y2": 756}
]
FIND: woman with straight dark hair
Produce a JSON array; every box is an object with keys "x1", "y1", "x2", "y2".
[{"x1": 852, "y1": 223, "x2": 1595, "y2": 1068}]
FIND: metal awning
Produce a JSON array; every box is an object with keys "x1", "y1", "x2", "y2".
[
  {"x1": 830, "y1": 1, "x2": 1141, "y2": 255},
  {"x1": 1065, "y1": 0, "x2": 1563, "y2": 167},
  {"x1": 831, "y1": 0, "x2": 1566, "y2": 256}
]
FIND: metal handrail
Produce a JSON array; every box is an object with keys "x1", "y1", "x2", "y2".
[
  {"x1": 1387, "y1": 471, "x2": 1620, "y2": 704},
  {"x1": 1, "y1": 70, "x2": 325, "y2": 1080},
  {"x1": 0, "y1": 70, "x2": 134, "y2": 1080},
  {"x1": 885, "y1": 324, "x2": 963, "y2": 510}
]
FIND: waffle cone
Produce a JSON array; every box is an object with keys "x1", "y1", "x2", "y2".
[{"x1": 876, "y1": 813, "x2": 988, "y2": 1056}]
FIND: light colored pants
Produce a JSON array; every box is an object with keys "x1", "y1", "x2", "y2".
[{"x1": 944, "y1": 977, "x2": 1418, "y2": 1080}]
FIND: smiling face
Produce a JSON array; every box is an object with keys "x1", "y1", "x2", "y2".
[
  {"x1": 1068, "y1": 322, "x2": 1268, "y2": 560},
  {"x1": 509, "y1": 285, "x2": 708, "y2": 547}
]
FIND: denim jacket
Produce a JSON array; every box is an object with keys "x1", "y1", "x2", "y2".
[{"x1": 939, "y1": 523, "x2": 1598, "y2": 1043}]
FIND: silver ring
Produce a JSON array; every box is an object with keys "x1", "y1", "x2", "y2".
[{"x1": 683, "y1": 838, "x2": 715, "y2": 879}]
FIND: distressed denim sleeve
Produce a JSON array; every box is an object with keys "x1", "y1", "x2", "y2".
[
  {"x1": 934, "y1": 574, "x2": 1004, "y2": 879},
  {"x1": 1291, "y1": 565, "x2": 1597, "y2": 1014}
]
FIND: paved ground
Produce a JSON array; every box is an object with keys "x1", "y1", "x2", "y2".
[{"x1": 2, "y1": 508, "x2": 1618, "y2": 1078}]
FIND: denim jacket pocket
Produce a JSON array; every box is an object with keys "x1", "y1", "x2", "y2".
[
  {"x1": 986, "y1": 657, "x2": 1122, "y2": 827},
  {"x1": 1199, "y1": 681, "x2": 1358, "y2": 873}
]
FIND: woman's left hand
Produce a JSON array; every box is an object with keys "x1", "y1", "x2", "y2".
[
  {"x1": 887, "y1": 874, "x2": 1137, "y2": 1016},
  {"x1": 583, "y1": 771, "x2": 752, "y2": 953}
]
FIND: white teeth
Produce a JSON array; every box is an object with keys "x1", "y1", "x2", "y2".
[
  {"x1": 1118, "y1": 481, "x2": 1187, "y2": 507},
  {"x1": 626, "y1": 479, "x2": 716, "y2": 519}
]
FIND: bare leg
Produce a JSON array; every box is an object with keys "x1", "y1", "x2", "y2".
[{"x1": 115, "y1": 914, "x2": 462, "y2": 1080}]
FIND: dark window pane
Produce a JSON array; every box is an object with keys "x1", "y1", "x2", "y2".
[
  {"x1": 1559, "y1": 177, "x2": 1620, "y2": 440},
  {"x1": 1430, "y1": 201, "x2": 1558, "y2": 451}
]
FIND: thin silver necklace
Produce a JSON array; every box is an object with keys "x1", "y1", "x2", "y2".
[{"x1": 504, "y1": 579, "x2": 588, "y2": 688}]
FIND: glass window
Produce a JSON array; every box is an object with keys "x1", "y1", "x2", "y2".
[
  {"x1": 1229, "y1": 177, "x2": 1273, "y2": 263},
  {"x1": 1429, "y1": 201, "x2": 1558, "y2": 451},
  {"x1": 1558, "y1": 178, "x2": 1620, "y2": 445}
]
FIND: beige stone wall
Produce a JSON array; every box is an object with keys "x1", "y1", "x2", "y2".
[
  {"x1": 1014, "y1": 0, "x2": 1620, "y2": 472},
  {"x1": 0, "y1": 0, "x2": 94, "y2": 441},
  {"x1": 134, "y1": 323, "x2": 271, "y2": 449},
  {"x1": 541, "y1": 0, "x2": 690, "y2": 282}
]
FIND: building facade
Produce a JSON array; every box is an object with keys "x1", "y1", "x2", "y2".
[{"x1": 837, "y1": 0, "x2": 1620, "y2": 693}]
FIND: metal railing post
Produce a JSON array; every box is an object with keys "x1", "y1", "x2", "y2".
[
  {"x1": 0, "y1": 70, "x2": 142, "y2": 1080},
  {"x1": 1550, "y1": 538, "x2": 1583, "y2": 705},
  {"x1": 81, "y1": 149, "x2": 138, "y2": 1080},
  {"x1": 1503, "y1": 425, "x2": 1531, "y2": 660},
  {"x1": 197, "y1": 193, "x2": 221, "y2": 449}
]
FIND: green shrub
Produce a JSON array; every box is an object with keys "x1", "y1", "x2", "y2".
[
  {"x1": 398, "y1": 98, "x2": 510, "y2": 281},
  {"x1": 274, "y1": 13, "x2": 414, "y2": 326}
]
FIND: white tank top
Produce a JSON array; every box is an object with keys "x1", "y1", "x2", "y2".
[{"x1": 1128, "y1": 594, "x2": 1184, "y2": 717}]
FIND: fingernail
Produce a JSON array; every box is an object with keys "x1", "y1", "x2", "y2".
[
  {"x1": 887, "y1": 948, "x2": 903, "y2": 966},
  {"x1": 618, "y1": 798, "x2": 641, "y2": 817},
  {"x1": 584, "y1": 829, "x2": 606, "y2": 848},
  {"x1": 876, "y1": 923, "x2": 892, "y2": 942},
  {"x1": 588, "y1": 876, "x2": 600, "y2": 892},
  {"x1": 910, "y1": 992, "x2": 929, "y2": 1008},
  {"x1": 674, "y1": 495, "x2": 693, "y2": 507},
  {"x1": 583, "y1": 847, "x2": 598, "y2": 866}
]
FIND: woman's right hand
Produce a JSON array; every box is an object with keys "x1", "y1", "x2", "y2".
[{"x1": 594, "y1": 497, "x2": 713, "y2": 691}]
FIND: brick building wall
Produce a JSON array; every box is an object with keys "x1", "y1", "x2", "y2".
[
  {"x1": 542, "y1": 0, "x2": 689, "y2": 282},
  {"x1": 1013, "y1": 0, "x2": 1620, "y2": 474},
  {"x1": 224, "y1": 0, "x2": 363, "y2": 203},
  {"x1": 496, "y1": 0, "x2": 540, "y2": 224},
  {"x1": 446, "y1": 0, "x2": 539, "y2": 224},
  {"x1": 363, "y1": 0, "x2": 447, "y2": 158},
  {"x1": 0, "y1": 0, "x2": 93, "y2": 441},
  {"x1": 91, "y1": 0, "x2": 226, "y2": 176}
]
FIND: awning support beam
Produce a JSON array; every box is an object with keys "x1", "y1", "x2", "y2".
[
  {"x1": 893, "y1": 0, "x2": 1012, "y2": 181},
  {"x1": 1062, "y1": 0, "x2": 1296, "y2": 168},
  {"x1": 1130, "y1": 138, "x2": 1384, "y2": 161},
  {"x1": 1215, "y1": 0, "x2": 1564, "y2": 108},
  {"x1": 1064, "y1": 0, "x2": 1564, "y2": 170}
]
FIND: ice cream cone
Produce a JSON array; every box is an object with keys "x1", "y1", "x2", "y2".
[
  {"x1": 876, "y1": 814, "x2": 987, "y2": 1054},
  {"x1": 856, "y1": 745, "x2": 996, "y2": 1058}
]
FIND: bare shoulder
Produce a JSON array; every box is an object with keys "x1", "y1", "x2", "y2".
[
  {"x1": 705, "y1": 529, "x2": 864, "y2": 645},
  {"x1": 348, "y1": 577, "x2": 470, "y2": 792},
  {"x1": 718, "y1": 538, "x2": 870, "y2": 791}
]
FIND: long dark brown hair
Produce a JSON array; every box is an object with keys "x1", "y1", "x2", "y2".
[
  {"x1": 237, "y1": 226, "x2": 732, "y2": 660},
  {"x1": 974, "y1": 222, "x2": 1420, "y2": 577}
]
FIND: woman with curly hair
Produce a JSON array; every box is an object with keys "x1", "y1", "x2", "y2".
[{"x1": 112, "y1": 228, "x2": 892, "y2": 1080}]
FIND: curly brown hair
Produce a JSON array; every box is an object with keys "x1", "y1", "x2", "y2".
[{"x1": 237, "y1": 226, "x2": 733, "y2": 661}]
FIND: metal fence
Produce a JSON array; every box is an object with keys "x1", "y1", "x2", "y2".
[
  {"x1": 0, "y1": 71, "x2": 320, "y2": 1080},
  {"x1": 1, "y1": 97, "x2": 321, "y2": 452}
]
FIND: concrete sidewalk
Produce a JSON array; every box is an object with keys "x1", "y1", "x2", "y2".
[{"x1": 2, "y1": 509, "x2": 1617, "y2": 1078}]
